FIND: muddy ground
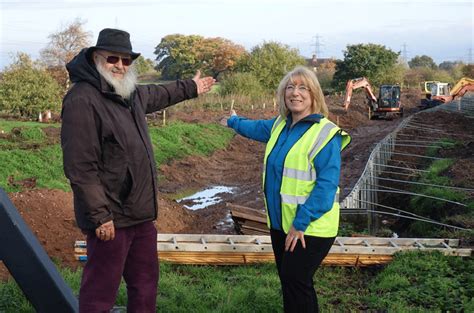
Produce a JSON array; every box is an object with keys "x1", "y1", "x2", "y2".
[{"x1": 3, "y1": 89, "x2": 471, "y2": 280}]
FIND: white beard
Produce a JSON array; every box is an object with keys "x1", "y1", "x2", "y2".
[{"x1": 96, "y1": 62, "x2": 138, "y2": 99}]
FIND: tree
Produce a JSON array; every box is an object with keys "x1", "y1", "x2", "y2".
[
  {"x1": 200, "y1": 37, "x2": 246, "y2": 78},
  {"x1": 239, "y1": 41, "x2": 306, "y2": 91},
  {"x1": 438, "y1": 61, "x2": 462, "y2": 71},
  {"x1": 332, "y1": 44, "x2": 400, "y2": 90},
  {"x1": 315, "y1": 59, "x2": 337, "y2": 92},
  {"x1": 218, "y1": 72, "x2": 265, "y2": 100},
  {"x1": 0, "y1": 53, "x2": 62, "y2": 118},
  {"x1": 408, "y1": 55, "x2": 437, "y2": 69},
  {"x1": 461, "y1": 64, "x2": 474, "y2": 78},
  {"x1": 379, "y1": 62, "x2": 406, "y2": 86},
  {"x1": 154, "y1": 34, "x2": 203, "y2": 79},
  {"x1": 134, "y1": 56, "x2": 156, "y2": 75},
  {"x1": 154, "y1": 34, "x2": 246, "y2": 79},
  {"x1": 40, "y1": 19, "x2": 92, "y2": 91}
]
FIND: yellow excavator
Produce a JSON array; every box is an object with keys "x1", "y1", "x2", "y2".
[
  {"x1": 421, "y1": 81, "x2": 440, "y2": 101},
  {"x1": 420, "y1": 77, "x2": 474, "y2": 109}
]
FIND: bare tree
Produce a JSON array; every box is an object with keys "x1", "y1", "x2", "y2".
[
  {"x1": 40, "y1": 19, "x2": 92, "y2": 92},
  {"x1": 41, "y1": 18, "x2": 92, "y2": 67}
]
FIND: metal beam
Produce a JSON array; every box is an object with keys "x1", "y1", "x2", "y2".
[{"x1": 0, "y1": 188, "x2": 78, "y2": 313}]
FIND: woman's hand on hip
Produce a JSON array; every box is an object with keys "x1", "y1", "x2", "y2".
[{"x1": 285, "y1": 225, "x2": 306, "y2": 252}]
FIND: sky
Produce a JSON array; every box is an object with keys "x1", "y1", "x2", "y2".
[{"x1": 1, "y1": 0, "x2": 473, "y2": 70}]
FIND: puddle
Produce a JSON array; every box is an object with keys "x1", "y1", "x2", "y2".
[{"x1": 176, "y1": 186, "x2": 236, "y2": 210}]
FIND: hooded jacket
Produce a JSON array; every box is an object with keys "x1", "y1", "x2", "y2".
[{"x1": 61, "y1": 48, "x2": 198, "y2": 230}]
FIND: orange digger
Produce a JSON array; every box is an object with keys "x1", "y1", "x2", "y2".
[{"x1": 343, "y1": 77, "x2": 403, "y2": 120}]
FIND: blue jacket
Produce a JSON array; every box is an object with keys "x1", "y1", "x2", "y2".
[{"x1": 228, "y1": 114, "x2": 342, "y2": 232}]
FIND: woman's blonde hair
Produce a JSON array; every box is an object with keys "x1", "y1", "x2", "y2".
[{"x1": 276, "y1": 66, "x2": 328, "y2": 119}]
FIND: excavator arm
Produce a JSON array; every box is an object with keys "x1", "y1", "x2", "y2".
[
  {"x1": 450, "y1": 77, "x2": 474, "y2": 98},
  {"x1": 343, "y1": 77, "x2": 378, "y2": 110},
  {"x1": 431, "y1": 77, "x2": 474, "y2": 104}
]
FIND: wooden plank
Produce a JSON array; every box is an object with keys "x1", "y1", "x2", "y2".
[
  {"x1": 237, "y1": 220, "x2": 268, "y2": 230},
  {"x1": 74, "y1": 252, "x2": 395, "y2": 266},
  {"x1": 241, "y1": 228, "x2": 268, "y2": 236},
  {"x1": 158, "y1": 251, "x2": 275, "y2": 265},
  {"x1": 228, "y1": 203, "x2": 266, "y2": 218},
  {"x1": 240, "y1": 224, "x2": 269, "y2": 234},
  {"x1": 231, "y1": 211, "x2": 267, "y2": 224}
]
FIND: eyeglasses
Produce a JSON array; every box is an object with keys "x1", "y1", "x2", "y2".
[
  {"x1": 97, "y1": 53, "x2": 132, "y2": 66},
  {"x1": 285, "y1": 84, "x2": 310, "y2": 93}
]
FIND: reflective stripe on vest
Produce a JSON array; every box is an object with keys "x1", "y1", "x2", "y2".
[
  {"x1": 263, "y1": 116, "x2": 351, "y2": 237},
  {"x1": 280, "y1": 191, "x2": 339, "y2": 205}
]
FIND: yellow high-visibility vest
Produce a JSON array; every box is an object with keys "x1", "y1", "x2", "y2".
[{"x1": 263, "y1": 115, "x2": 351, "y2": 237}]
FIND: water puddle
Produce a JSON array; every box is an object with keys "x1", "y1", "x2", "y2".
[{"x1": 176, "y1": 185, "x2": 236, "y2": 210}]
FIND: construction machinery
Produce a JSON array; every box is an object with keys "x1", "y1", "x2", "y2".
[
  {"x1": 343, "y1": 77, "x2": 403, "y2": 120},
  {"x1": 420, "y1": 80, "x2": 440, "y2": 102},
  {"x1": 420, "y1": 77, "x2": 474, "y2": 109}
]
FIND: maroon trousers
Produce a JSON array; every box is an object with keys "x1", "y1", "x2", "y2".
[{"x1": 79, "y1": 221, "x2": 159, "y2": 313}]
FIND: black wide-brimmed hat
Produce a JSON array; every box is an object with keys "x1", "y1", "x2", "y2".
[{"x1": 88, "y1": 28, "x2": 140, "y2": 59}]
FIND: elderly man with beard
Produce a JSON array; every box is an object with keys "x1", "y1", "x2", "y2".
[{"x1": 61, "y1": 28, "x2": 215, "y2": 313}]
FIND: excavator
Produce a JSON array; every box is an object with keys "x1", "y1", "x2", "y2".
[
  {"x1": 421, "y1": 80, "x2": 440, "y2": 101},
  {"x1": 343, "y1": 77, "x2": 403, "y2": 120},
  {"x1": 420, "y1": 77, "x2": 474, "y2": 109}
]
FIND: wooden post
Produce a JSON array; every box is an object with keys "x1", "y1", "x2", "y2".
[
  {"x1": 263, "y1": 103, "x2": 266, "y2": 109},
  {"x1": 273, "y1": 98, "x2": 277, "y2": 111},
  {"x1": 231, "y1": 99, "x2": 234, "y2": 111},
  {"x1": 163, "y1": 110, "x2": 166, "y2": 126}
]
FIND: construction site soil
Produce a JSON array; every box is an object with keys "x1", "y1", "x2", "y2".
[{"x1": 1, "y1": 89, "x2": 472, "y2": 280}]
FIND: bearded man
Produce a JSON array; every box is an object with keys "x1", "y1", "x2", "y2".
[{"x1": 61, "y1": 28, "x2": 215, "y2": 313}]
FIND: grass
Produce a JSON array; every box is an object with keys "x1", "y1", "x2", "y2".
[
  {"x1": 406, "y1": 152, "x2": 474, "y2": 240},
  {"x1": 366, "y1": 251, "x2": 474, "y2": 312},
  {"x1": 0, "y1": 120, "x2": 60, "y2": 133},
  {"x1": 0, "y1": 119, "x2": 234, "y2": 193},
  {"x1": 1, "y1": 252, "x2": 472, "y2": 312},
  {"x1": 0, "y1": 145, "x2": 69, "y2": 191},
  {"x1": 149, "y1": 121, "x2": 234, "y2": 167}
]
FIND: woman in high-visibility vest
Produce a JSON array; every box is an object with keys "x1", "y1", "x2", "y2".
[{"x1": 224, "y1": 66, "x2": 351, "y2": 312}]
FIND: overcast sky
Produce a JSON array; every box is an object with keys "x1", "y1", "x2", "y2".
[{"x1": 1, "y1": 0, "x2": 473, "y2": 70}]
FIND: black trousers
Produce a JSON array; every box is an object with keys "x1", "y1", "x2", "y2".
[{"x1": 270, "y1": 229, "x2": 335, "y2": 313}]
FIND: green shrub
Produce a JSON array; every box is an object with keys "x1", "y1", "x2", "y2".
[
  {"x1": 0, "y1": 53, "x2": 62, "y2": 119},
  {"x1": 218, "y1": 72, "x2": 266, "y2": 101}
]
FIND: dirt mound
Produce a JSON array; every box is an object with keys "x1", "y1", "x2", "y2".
[{"x1": 0, "y1": 190, "x2": 81, "y2": 279}]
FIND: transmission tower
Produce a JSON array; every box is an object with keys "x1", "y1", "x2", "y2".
[
  {"x1": 402, "y1": 43, "x2": 409, "y2": 63},
  {"x1": 310, "y1": 35, "x2": 323, "y2": 58}
]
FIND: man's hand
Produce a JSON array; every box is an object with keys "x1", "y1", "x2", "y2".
[
  {"x1": 285, "y1": 225, "x2": 306, "y2": 252},
  {"x1": 219, "y1": 109, "x2": 237, "y2": 126},
  {"x1": 96, "y1": 220, "x2": 115, "y2": 241},
  {"x1": 193, "y1": 70, "x2": 216, "y2": 95}
]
